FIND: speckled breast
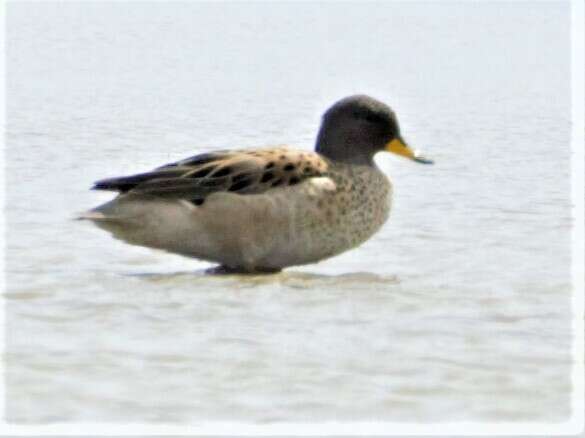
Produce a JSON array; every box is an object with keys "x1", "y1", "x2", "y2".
[{"x1": 258, "y1": 163, "x2": 392, "y2": 268}]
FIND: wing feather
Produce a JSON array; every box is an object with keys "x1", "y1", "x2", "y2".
[{"x1": 92, "y1": 147, "x2": 329, "y2": 204}]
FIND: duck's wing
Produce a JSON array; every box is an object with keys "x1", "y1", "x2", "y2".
[{"x1": 92, "y1": 147, "x2": 329, "y2": 204}]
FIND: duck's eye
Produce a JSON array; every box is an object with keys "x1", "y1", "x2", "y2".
[
  {"x1": 353, "y1": 110, "x2": 382, "y2": 123},
  {"x1": 353, "y1": 111, "x2": 381, "y2": 122}
]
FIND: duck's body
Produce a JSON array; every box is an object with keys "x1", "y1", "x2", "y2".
[
  {"x1": 82, "y1": 95, "x2": 431, "y2": 273},
  {"x1": 87, "y1": 154, "x2": 391, "y2": 272}
]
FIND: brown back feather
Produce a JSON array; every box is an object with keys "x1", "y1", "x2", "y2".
[{"x1": 92, "y1": 147, "x2": 329, "y2": 205}]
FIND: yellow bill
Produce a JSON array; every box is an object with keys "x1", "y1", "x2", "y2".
[{"x1": 385, "y1": 137, "x2": 433, "y2": 164}]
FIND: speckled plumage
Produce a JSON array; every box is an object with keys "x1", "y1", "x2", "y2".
[{"x1": 82, "y1": 95, "x2": 431, "y2": 273}]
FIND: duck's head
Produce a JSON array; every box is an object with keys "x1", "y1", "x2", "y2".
[{"x1": 315, "y1": 95, "x2": 433, "y2": 166}]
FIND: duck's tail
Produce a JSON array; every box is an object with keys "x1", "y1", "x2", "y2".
[{"x1": 75, "y1": 209, "x2": 136, "y2": 224}]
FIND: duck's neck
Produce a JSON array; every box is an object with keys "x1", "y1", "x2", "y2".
[{"x1": 315, "y1": 132, "x2": 375, "y2": 166}]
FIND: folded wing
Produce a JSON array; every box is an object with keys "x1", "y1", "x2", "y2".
[{"x1": 92, "y1": 147, "x2": 329, "y2": 204}]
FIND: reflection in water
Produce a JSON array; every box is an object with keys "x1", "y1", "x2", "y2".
[{"x1": 122, "y1": 269, "x2": 400, "y2": 291}]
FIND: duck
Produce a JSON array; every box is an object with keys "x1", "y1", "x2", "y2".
[{"x1": 81, "y1": 95, "x2": 432, "y2": 273}]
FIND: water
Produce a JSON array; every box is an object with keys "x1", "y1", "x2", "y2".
[{"x1": 4, "y1": 1, "x2": 572, "y2": 423}]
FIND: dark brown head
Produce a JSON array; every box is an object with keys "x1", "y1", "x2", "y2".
[{"x1": 315, "y1": 95, "x2": 432, "y2": 166}]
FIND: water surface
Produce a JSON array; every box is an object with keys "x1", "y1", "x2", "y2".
[{"x1": 4, "y1": 1, "x2": 572, "y2": 423}]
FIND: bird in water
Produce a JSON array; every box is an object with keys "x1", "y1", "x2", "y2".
[{"x1": 81, "y1": 95, "x2": 433, "y2": 274}]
